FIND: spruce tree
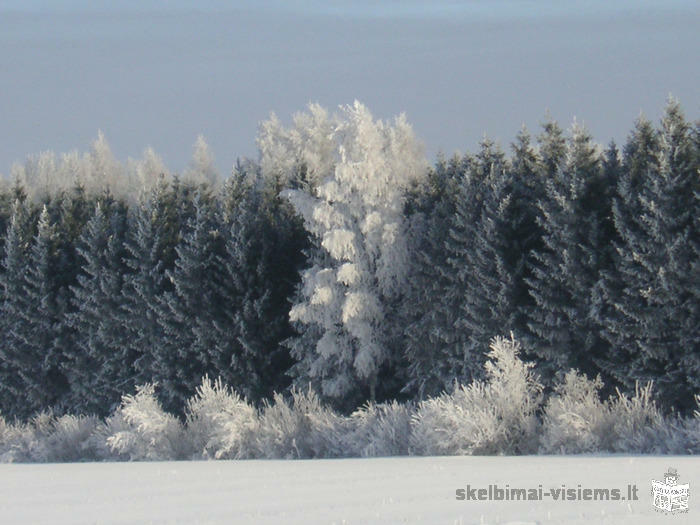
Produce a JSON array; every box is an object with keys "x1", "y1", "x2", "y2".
[
  {"x1": 442, "y1": 140, "x2": 506, "y2": 383},
  {"x1": 601, "y1": 101, "x2": 699, "y2": 410},
  {"x1": 456, "y1": 152, "x2": 528, "y2": 368},
  {"x1": 526, "y1": 121, "x2": 612, "y2": 382},
  {"x1": 0, "y1": 199, "x2": 31, "y2": 417},
  {"x1": 66, "y1": 200, "x2": 130, "y2": 415},
  {"x1": 508, "y1": 127, "x2": 546, "y2": 347},
  {"x1": 154, "y1": 189, "x2": 222, "y2": 412},
  {"x1": 401, "y1": 154, "x2": 464, "y2": 398},
  {"x1": 8, "y1": 206, "x2": 69, "y2": 416},
  {"x1": 121, "y1": 175, "x2": 180, "y2": 388},
  {"x1": 225, "y1": 178, "x2": 306, "y2": 402}
]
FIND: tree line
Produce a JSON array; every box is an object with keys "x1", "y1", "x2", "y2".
[{"x1": 0, "y1": 99, "x2": 697, "y2": 420}]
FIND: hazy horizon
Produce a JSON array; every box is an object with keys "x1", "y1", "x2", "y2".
[{"x1": 1, "y1": 0, "x2": 698, "y2": 175}]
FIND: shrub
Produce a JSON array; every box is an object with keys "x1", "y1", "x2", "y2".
[
  {"x1": 96, "y1": 384, "x2": 185, "y2": 461},
  {"x1": 255, "y1": 386, "x2": 347, "y2": 459},
  {"x1": 45, "y1": 414, "x2": 101, "y2": 462},
  {"x1": 346, "y1": 401, "x2": 414, "y2": 457},
  {"x1": 185, "y1": 376, "x2": 258, "y2": 459},
  {"x1": 609, "y1": 382, "x2": 688, "y2": 454},
  {"x1": 540, "y1": 371, "x2": 616, "y2": 453},
  {"x1": 687, "y1": 395, "x2": 700, "y2": 454},
  {"x1": 410, "y1": 335, "x2": 542, "y2": 456},
  {"x1": 0, "y1": 412, "x2": 51, "y2": 463}
]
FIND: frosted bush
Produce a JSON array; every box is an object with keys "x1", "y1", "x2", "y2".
[
  {"x1": 410, "y1": 335, "x2": 542, "y2": 456},
  {"x1": 345, "y1": 401, "x2": 414, "y2": 457},
  {"x1": 98, "y1": 384, "x2": 185, "y2": 461},
  {"x1": 686, "y1": 395, "x2": 700, "y2": 453},
  {"x1": 0, "y1": 412, "x2": 101, "y2": 463},
  {"x1": 609, "y1": 382, "x2": 687, "y2": 454},
  {"x1": 185, "y1": 376, "x2": 258, "y2": 460},
  {"x1": 540, "y1": 371, "x2": 616, "y2": 453},
  {"x1": 256, "y1": 386, "x2": 347, "y2": 459},
  {"x1": 45, "y1": 414, "x2": 101, "y2": 462},
  {"x1": 0, "y1": 412, "x2": 51, "y2": 462}
]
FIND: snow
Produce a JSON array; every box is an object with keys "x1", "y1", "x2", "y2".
[{"x1": 1, "y1": 456, "x2": 697, "y2": 524}]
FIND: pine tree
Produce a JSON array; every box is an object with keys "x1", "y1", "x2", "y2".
[
  {"x1": 526, "y1": 121, "x2": 612, "y2": 382},
  {"x1": 440, "y1": 140, "x2": 507, "y2": 383},
  {"x1": 6, "y1": 206, "x2": 69, "y2": 416},
  {"x1": 401, "y1": 154, "x2": 464, "y2": 398},
  {"x1": 0, "y1": 199, "x2": 32, "y2": 417},
  {"x1": 508, "y1": 127, "x2": 546, "y2": 346},
  {"x1": 0, "y1": 180, "x2": 28, "y2": 263},
  {"x1": 121, "y1": 176, "x2": 180, "y2": 388},
  {"x1": 0, "y1": 183, "x2": 11, "y2": 247},
  {"x1": 154, "y1": 189, "x2": 222, "y2": 412},
  {"x1": 66, "y1": 200, "x2": 130, "y2": 415},
  {"x1": 53, "y1": 183, "x2": 95, "y2": 406},
  {"x1": 456, "y1": 150, "x2": 530, "y2": 370},
  {"x1": 224, "y1": 178, "x2": 306, "y2": 402},
  {"x1": 601, "y1": 101, "x2": 699, "y2": 411}
]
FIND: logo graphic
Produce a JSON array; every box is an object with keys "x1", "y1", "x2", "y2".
[{"x1": 651, "y1": 467, "x2": 689, "y2": 514}]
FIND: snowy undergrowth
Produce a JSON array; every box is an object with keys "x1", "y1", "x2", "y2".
[
  {"x1": 410, "y1": 336, "x2": 542, "y2": 456},
  {"x1": 255, "y1": 387, "x2": 347, "y2": 459},
  {"x1": 185, "y1": 376, "x2": 258, "y2": 460},
  {"x1": 94, "y1": 384, "x2": 186, "y2": 461},
  {"x1": 540, "y1": 371, "x2": 616, "y2": 453},
  {"x1": 1, "y1": 337, "x2": 697, "y2": 462},
  {"x1": 541, "y1": 373, "x2": 698, "y2": 455},
  {"x1": 0, "y1": 412, "x2": 100, "y2": 462},
  {"x1": 346, "y1": 401, "x2": 413, "y2": 457}
]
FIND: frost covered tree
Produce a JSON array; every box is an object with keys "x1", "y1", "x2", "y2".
[
  {"x1": 53, "y1": 184, "x2": 94, "y2": 349},
  {"x1": 126, "y1": 147, "x2": 170, "y2": 198},
  {"x1": 216, "y1": 177, "x2": 303, "y2": 402},
  {"x1": 0, "y1": 181, "x2": 12, "y2": 244},
  {"x1": 0, "y1": 198, "x2": 32, "y2": 417},
  {"x1": 443, "y1": 140, "x2": 513, "y2": 381},
  {"x1": 3, "y1": 206, "x2": 69, "y2": 417},
  {"x1": 154, "y1": 190, "x2": 222, "y2": 413},
  {"x1": 0, "y1": 180, "x2": 28, "y2": 260},
  {"x1": 277, "y1": 102, "x2": 426, "y2": 406},
  {"x1": 456, "y1": 145, "x2": 534, "y2": 372},
  {"x1": 401, "y1": 154, "x2": 464, "y2": 398},
  {"x1": 184, "y1": 135, "x2": 219, "y2": 187},
  {"x1": 257, "y1": 103, "x2": 336, "y2": 195},
  {"x1": 407, "y1": 141, "x2": 508, "y2": 394},
  {"x1": 508, "y1": 127, "x2": 546, "y2": 335},
  {"x1": 65, "y1": 200, "x2": 130, "y2": 416},
  {"x1": 526, "y1": 121, "x2": 614, "y2": 382},
  {"x1": 85, "y1": 131, "x2": 123, "y2": 195},
  {"x1": 599, "y1": 101, "x2": 699, "y2": 411},
  {"x1": 120, "y1": 176, "x2": 181, "y2": 388}
]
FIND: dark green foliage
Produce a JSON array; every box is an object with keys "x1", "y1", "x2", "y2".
[
  {"x1": 65, "y1": 199, "x2": 130, "y2": 416},
  {"x1": 401, "y1": 154, "x2": 465, "y2": 398},
  {"x1": 599, "y1": 101, "x2": 699, "y2": 411},
  {"x1": 0, "y1": 198, "x2": 32, "y2": 417},
  {"x1": 456, "y1": 154, "x2": 528, "y2": 368},
  {"x1": 153, "y1": 189, "x2": 223, "y2": 412},
  {"x1": 442, "y1": 140, "x2": 507, "y2": 382},
  {"x1": 1, "y1": 205, "x2": 69, "y2": 417},
  {"x1": 222, "y1": 172, "x2": 307, "y2": 403},
  {"x1": 525, "y1": 122, "x2": 614, "y2": 383},
  {"x1": 120, "y1": 176, "x2": 181, "y2": 389}
]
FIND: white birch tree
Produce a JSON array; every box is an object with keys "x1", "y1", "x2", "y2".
[{"x1": 264, "y1": 102, "x2": 426, "y2": 402}]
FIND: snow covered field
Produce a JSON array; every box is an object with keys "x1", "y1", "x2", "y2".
[{"x1": 1, "y1": 456, "x2": 697, "y2": 524}]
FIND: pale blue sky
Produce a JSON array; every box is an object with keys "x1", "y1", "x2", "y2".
[{"x1": 1, "y1": 1, "x2": 698, "y2": 174}]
